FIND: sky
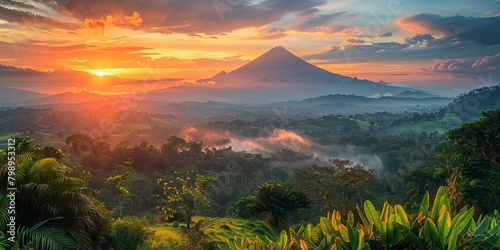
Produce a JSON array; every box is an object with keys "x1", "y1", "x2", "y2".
[{"x1": 0, "y1": 0, "x2": 499, "y2": 96}]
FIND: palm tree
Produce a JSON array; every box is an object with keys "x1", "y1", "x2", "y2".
[{"x1": 0, "y1": 145, "x2": 110, "y2": 249}]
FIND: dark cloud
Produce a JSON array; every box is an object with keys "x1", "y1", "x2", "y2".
[
  {"x1": 378, "y1": 31, "x2": 392, "y2": 37},
  {"x1": 52, "y1": 0, "x2": 327, "y2": 35},
  {"x1": 0, "y1": 64, "x2": 49, "y2": 77},
  {"x1": 304, "y1": 40, "x2": 500, "y2": 65},
  {"x1": 399, "y1": 13, "x2": 500, "y2": 46},
  {"x1": 0, "y1": 0, "x2": 37, "y2": 10},
  {"x1": 0, "y1": 5, "x2": 79, "y2": 29},
  {"x1": 345, "y1": 38, "x2": 365, "y2": 44},
  {"x1": 305, "y1": 13, "x2": 500, "y2": 68},
  {"x1": 422, "y1": 53, "x2": 500, "y2": 79},
  {"x1": 405, "y1": 33, "x2": 434, "y2": 45},
  {"x1": 358, "y1": 31, "x2": 393, "y2": 38}
]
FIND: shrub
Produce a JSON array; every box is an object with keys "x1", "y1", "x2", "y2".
[{"x1": 110, "y1": 216, "x2": 154, "y2": 250}]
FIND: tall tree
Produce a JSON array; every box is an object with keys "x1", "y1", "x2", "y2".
[
  {"x1": 245, "y1": 182, "x2": 308, "y2": 228},
  {"x1": 157, "y1": 171, "x2": 214, "y2": 229},
  {"x1": 294, "y1": 159, "x2": 373, "y2": 215},
  {"x1": 440, "y1": 109, "x2": 500, "y2": 214}
]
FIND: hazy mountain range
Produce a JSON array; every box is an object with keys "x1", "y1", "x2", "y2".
[
  {"x1": 147, "y1": 46, "x2": 418, "y2": 102},
  {"x1": 0, "y1": 46, "x2": 441, "y2": 105}
]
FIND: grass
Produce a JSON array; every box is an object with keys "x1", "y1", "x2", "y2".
[
  {"x1": 199, "y1": 217, "x2": 279, "y2": 249},
  {"x1": 146, "y1": 223, "x2": 186, "y2": 249},
  {"x1": 147, "y1": 216, "x2": 280, "y2": 249}
]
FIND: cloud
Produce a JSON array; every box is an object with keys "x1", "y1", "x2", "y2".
[
  {"x1": 422, "y1": 53, "x2": 500, "y2": 79},
  {"x1": 358, "y1": 31, "x2": 393, "y2": 38},
  {"x1": 0, "y1": 5, "x2": 78, "y2": 30},
  {"x1": 345, "y1": 38, "x2": 365, "y2": 44},
  {"x1": 405, "y1": 33, "x2": 434, "y2": 45},
  {"x1": 305, "y1": 13, "x2": 500, "y2": 66},
  {"x1": 84, "y1": 16, "x2": 112, "y2": 34},
  {"x1": 378, "y1": 31, "x2": 392, "y2": 37},
  {"x1": 254, "y1": 26, "x2": 287, "y2": 40},
  {"x1": 124, "y1": 11, "x2": 142, "y2": 27},
  {"x1": 399, "y1": 13, "x2": 500, "y2": 46},
  {"x1": 53, "y1": 0, "x2": 329, "y2": 35},
  {"x1": 484, "y1": 9, "x2": 500, "y2": 17},
  {"x1": 83, "y1": 12, "x2": 142, "y2": 34}
]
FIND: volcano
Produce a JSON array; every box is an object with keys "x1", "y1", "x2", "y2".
[
  {"x1": 148, "y1": 47, "x2": 413, "y2": 103},
  {"x1": 211, "y1": 46, "x2": 349, "y2": 83},
  {"x1": 200, "y1": 46, "x2": 410, "y2": 97}
]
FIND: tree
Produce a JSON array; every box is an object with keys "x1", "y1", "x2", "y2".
[
  {"x1": 294, "y1": 159, "x2": 373, "y2": 215},
  {"x1": 440, "y1": 109, "x2": 500, "y2": 214},
  {"x1": 157, "y1": 171, "x2": 215, "y2": 229},
  {"x1": 0, "y1": 138, "x2": 111, "y2": 249},
  {"x1": 107, "y1": 172, "x2": 130, "y2": 218},
  {"x1": 245, "y1": 182, "x2": 308, "y2": 228}
]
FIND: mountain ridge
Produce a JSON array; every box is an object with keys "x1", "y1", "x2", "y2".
[{"x1": 197, "y1": 46, "x2": 413, "y2": 99}]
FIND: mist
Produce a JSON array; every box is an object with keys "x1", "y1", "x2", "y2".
[{"x1": 180, "y1": 126, "x2": 384, "y2": 174}]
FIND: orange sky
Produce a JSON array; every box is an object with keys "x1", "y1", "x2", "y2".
[{"x1": 0, "y1": 0, "x2": 498, "y2": 96}]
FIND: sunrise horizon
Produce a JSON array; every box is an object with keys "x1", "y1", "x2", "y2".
[{"x1": 1, "y1": 0, "x2": 499, "y2": 98}]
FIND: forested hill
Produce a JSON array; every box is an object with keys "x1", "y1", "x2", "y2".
[
  {"x1": 383, "y1": 84, "x2": 500, "y2": 134},
  {"x1": 439, "y1": 84, "x2": 500, "y2": 121}
]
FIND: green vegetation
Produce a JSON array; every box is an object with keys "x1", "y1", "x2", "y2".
[
  {"x1": 157, "y1": 171, "x2": 215, "y2": 230},
  {"x1": 228, "y1": 187, "x2": 500, "y2": 249},
  {"x1": 1, "y1": 86, "x2": 499, "y2": 249},
  {"x1": 241, "y1": 182, "x2": 308, "y2": 228},
  {"x1": 440, "y1": 109, "x2": 500, "y2": 214},
  {"x1": 295, "y1": 159, "x2": 373, "y2": 215}
]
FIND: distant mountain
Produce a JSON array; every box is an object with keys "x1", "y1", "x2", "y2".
[
  {"x1": 0, "y1": 87, "x2": 48, "y2": 104},
  {"x1": 268, "y1": 94, "x2": 453, "y2": 115},
  {"x1": 196, "y1": 46, "x2": 412, "y2": 99},
  {"x1": 395, "y1": 90, "x2": 439, "y2": 98},
  {"x1": 439, "y1": 84, "x2": 500, "y2": 120},
  {"x1": 382, "y1": 84, "x2": 500, "y2": 134},
  {"x1": 4, "y1": 91, "x2": 113, "y2": 106},
  {"x1": 210, "y1": 46, "x2": 349, "y2": 83}
]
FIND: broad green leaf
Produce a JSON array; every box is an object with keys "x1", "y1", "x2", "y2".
[
  {"x1": 447, "y1": 227, "x2": 459, "y2": 250},
  {"x1": 424, "y1": 219, "x2": 440, "y2": 243},
  {"x1": 364, "y1": 200, "x2": 382, "y2": 230},
  {"x1": 473, "y1": 216, "x2": 490, "y2": 237},
  {"x1": 381, "y1": 201, "x2": 392, "y2": 222},
  {"x1": 458, "y1": 209, "x2": 475, "y2": 236},
  {"x1": 339, "y1": 224, "x2": 349, "y2": 243},
  {"x1": 420, "y1": 191, "x2": 430, "y2": 214},
  {"x1": 450, "y1": 207, "x2": 468, "y2": 233},
  {"x1": 395, "y1": 205, "x2": 410, "y2": 228},
  {"x1": 381, "y1": 222, "x2": 388, "y2": 246},
  {"x1": 320, "y1": 217, "x2": 336, "y2": 237},
  {"x1": 431, "y1": 187, "x2": 447, "y2": 220},
  {"x1": 437, "y1": 205, "x2": 451, "y2": 244},
  {"x1": 276, "y1": 230, "x2": 288, "y2": 250}
]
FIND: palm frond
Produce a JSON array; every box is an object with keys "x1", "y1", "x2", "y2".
[{"x1": 17, "y1": 217, "x2": 79, "y2": 250}]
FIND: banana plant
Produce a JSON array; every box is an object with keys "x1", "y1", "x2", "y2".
[
  {"x1": 226, "y1": 186, "x2": 500, "y2": 250},
  {"x1": 317, "y1": 210, "x2": 370, "y2": 250},
  {"x1": 357, "y1": 200, "x2": 416, "y2": 249}
]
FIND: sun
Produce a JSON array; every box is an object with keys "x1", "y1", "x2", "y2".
[{"x1": 94, "y1": 70, "x2": 105, "y2": 77}]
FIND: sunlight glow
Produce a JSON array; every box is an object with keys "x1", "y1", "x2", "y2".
[{"x1": 94, "y1": 70, "x2": 105, "y2": 77}]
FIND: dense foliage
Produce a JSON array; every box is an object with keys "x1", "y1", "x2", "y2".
[
  {"x1": 440, "y1": 109, "x2": 500, "y2": 214},
  {"x1": 0, "y1": 85, "x2": 499, "y2": 249},
  {"x1": 228, "y1": 187, "x2": 500, "y2": 249}
]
